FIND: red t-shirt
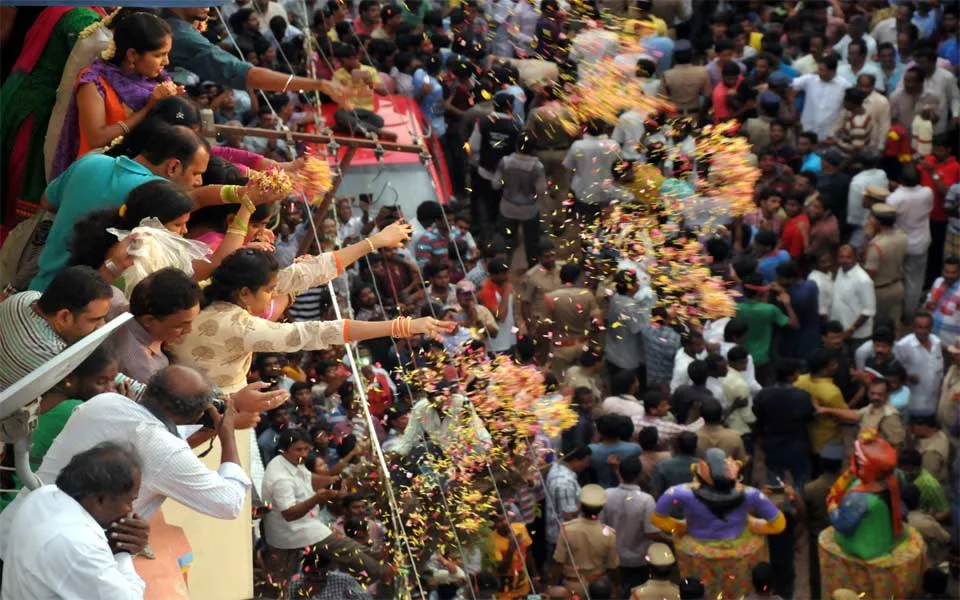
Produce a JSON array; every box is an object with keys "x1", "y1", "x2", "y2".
[
  {"x1": 478, "y1": 280, "x2": 505, "y2": 314},
  {"x1": 922, "y1": 155, "x2": 960, "y2": 222},
  {"x1": 364, "y1": 371, "x2": 394, "y2": 419},
  {"x1": 781, "y1": 213, "x2": 810, "y2": 258}
]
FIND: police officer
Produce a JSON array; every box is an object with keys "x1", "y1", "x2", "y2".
[
  {"x1": 552, "y1": 484, "x2": 620, "y2": 598},
  {"x1": 630, "y1": 542, "x2": 680, "y2": 600}
]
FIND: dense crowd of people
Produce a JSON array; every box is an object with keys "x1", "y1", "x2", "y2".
[{"x1": 1, "y1": 0, "x2": 960, "y2": 599}]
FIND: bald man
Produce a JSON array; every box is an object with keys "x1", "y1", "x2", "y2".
[{"x1": 0, "y1": 365, "x2": 252, "y2": 563}]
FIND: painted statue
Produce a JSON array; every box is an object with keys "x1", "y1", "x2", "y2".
[
  {"x1": 652, "y1": 447, "x2": 785, "y2": 539},
  {"x1": 826, "y1": 428, "x2": 905, "y2": 560}
]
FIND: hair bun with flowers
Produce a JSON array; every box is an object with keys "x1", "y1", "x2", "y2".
[{"x1": 100, "y1": 39, "x2": 116, "y2": 60}]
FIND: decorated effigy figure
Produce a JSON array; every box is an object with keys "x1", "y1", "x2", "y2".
[
  {"x1": 651, "y1": 447, "x2": 784, "y2": 599},
  {"x1": 818, "y1": 429, "x2": 926, "y2": 598}
]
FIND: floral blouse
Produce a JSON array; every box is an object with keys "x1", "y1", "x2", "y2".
[{"x1": 167, "y1": 253, "x2": 346, "y2": 392}]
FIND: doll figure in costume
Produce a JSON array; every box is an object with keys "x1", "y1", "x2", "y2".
[
  {"x1": 827, "y1": 428, "x2": 905, "y2": 560},
  {"x1": 651, "y1": 447, "x2": 786, "y2": 599},
  {"x1": 652, "y1": 447, "x2": 786, "y2": 539}
]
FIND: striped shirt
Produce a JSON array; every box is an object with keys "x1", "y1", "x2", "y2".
[
  {"x1": 836, "y1": 111, "x2": 873, "y2": 154},
  {"x1": 0, "y1": 292, "x2": 67, "y2": 390}
]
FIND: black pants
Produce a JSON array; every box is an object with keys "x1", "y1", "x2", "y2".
[
  {"x1": 441, "y1": 130, "x2": 467, "y2": 197},
  {"x1": 767, "y1": 512, "x2": 796, "y2": 599},
  {"x1": 334, "y1": 107, "x2": 384, "y2": 137},
  {"x1": 809, "y1": 529, "x2": 823, "y2": 599},
  {"x1": 471, "y1": 172, "x2": 501, "y2": 242},
  {"x1": 501, "y1": 213, "x2": 542, "y2": 269},
  {"x1": 929, "y1": 220, "x2": 947, "y2": 288}
]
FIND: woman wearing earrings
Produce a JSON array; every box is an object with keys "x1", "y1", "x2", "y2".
[
  {"x1": 50, "y1": 12, "x2": 182, "y2": 177},
  {"x1": 167, "y1": 222, "x2": 454, "y2": 393}
]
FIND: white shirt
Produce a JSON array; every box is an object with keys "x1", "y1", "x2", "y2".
[
  {"x1": 1, "y1": 485, "x2": 145, "y2": 600},
  {"x1": 792, "y1": 73, "x2": 853, "y2": 140},
  {"x1": 830, "y1": 264, "x2": 876, "y2": 339},
  {"x1": 0, "y1": 393, "x2": 251, "y2": 560},
  {"x1": 854, "y1": 339, "x2": 875, "y2": 370},
  {"x1": 833, "y1": 34, "x2": 878, "y2": 63},
  {"x1": 612, "y1": 109, "x2": 647, "y2": 161},
  {"x1": 261, "y1": 455, "x2": 332, "y2": 549},
  {"x1": 863, "y1": 91, "x2": 891, "y2": 152},
  {"x1": 897, "y1": 67, "x2": 960, "y2": 135},
  {"x1": 837, "y1": 60, "x2": 886, "y2": 92},
  {"x1": 563, "y1": 134, "x2": 621, "y2": 204},
  {"x1": 669, "y1": 348, "x2": 707, "y2": 393},
  {"x1": 847, "y1": 168, "x2": 889, "y2": 227},
  {"x1": 485, "y1": 290, "x2": 517, "y2": 353},
  {"x1": 808, "y1": 269, "x2": 835, "y2": 317},
  {"x1": 886, "y1": 185, "x2": 934, "y2": 255},
  {"x1": 872, "y1": 17, "x2": 897, "y2": 46},
  {"x1": 393, "y1": 395, "x2": 491, "y2": 456},
  {"x1": 256, "y1": 0, "x2": 289, "y2": 35},
  {"x1": 602, "y1": 394, "x2": 646, "y2": 421},
  {"x1": 718, "y1": 340, "x2": 760, "y2": 396},
  {"x1": 894, "y1": 333, "x2": 944, "y2": 413},
  {"x1": 338, "y1": 214, "x2": 365, "y2": 244}
]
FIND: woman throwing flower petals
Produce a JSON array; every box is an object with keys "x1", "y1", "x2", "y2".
[{"x1": 167, "y1": 220, "x2": 454, "y2": 393}]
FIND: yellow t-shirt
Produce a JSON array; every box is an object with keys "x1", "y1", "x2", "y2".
[
  {"x1": 332, "y1": 65, "x2": 380, "y2": 111},
  {"x1": 624, "y1": 14, "x2": 668, "y2": 38},
  {"x1": 488, "y1": 523, "x2": 533, "y2": 599},
  {"x1": 795, "y1": 374, "x2": 847, "y2": 453}
]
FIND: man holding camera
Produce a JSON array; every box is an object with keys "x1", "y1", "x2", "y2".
[{"x1": 0, "y1": 365, "x2": 254, "y2": 564}]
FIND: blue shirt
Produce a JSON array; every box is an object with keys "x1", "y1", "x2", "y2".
[
  {"x1": 503, "y1": 84, "x2": 527, "y2": 122},
  {"x1": 758, "y1": 250, "x2": 791, "y2": 284},
  {"x1": 642, "y1": 35, "x2": 675, "y2": 71},
  {"x1": 912, "y1": 11, "x2": 939, "y2": 39},
  {"x1": 779, "y1": 280, "x2": 820, "y2": 359},
  {"x1": 801, "y1": 152, "x2": 822, "y2": 174},
  {"x1": 884, "y1": 62, "x2": 906, "y2": 92},
  {"x1": 30, "y1": 155, "x2": 164, "y2": 292},
  {"x1": 588, "y1": 441, "x2": 642, "y2": 488},
  {"x1": 778, "y1": 62, "x2": 799, "y2": 79},
  {"x1": 413, "y1": 68, "x2": 446, "y2": 137},
  {"x1": 940, "y1": 39, "x2": 959, "y2": 68}
]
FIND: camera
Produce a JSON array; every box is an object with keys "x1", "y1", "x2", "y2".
[{"x1": 198, "y1": 397, "x2": 227, "y2": 429}]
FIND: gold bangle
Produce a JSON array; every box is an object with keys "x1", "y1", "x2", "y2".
[
  {"x1": 118, "y1": 120, "x2": 130, "y2": 134},
  {"x1": 226, "y1": 227, "x2": 248, "y2": 237},
  {"x1": 365, "y1": 238, "x2": 376, "y2": 253}
]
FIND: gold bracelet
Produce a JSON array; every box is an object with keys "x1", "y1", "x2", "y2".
[
  {"x1": 391, "y1": 318, "x2": 398, "y2": 338},
  {"x1": 118, "y1": 120, "x2": 130, "y2": 134},
  {"x1": 226, "y1": 227, "x2": 248, "y2": 237},
  {"x1": 365, "y1": 238, "x2": 376, "y2": 253}
]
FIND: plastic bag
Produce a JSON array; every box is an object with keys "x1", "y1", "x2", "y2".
[{"x1": 107, "y1": 218, "x2": 211, "y2": 297}]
